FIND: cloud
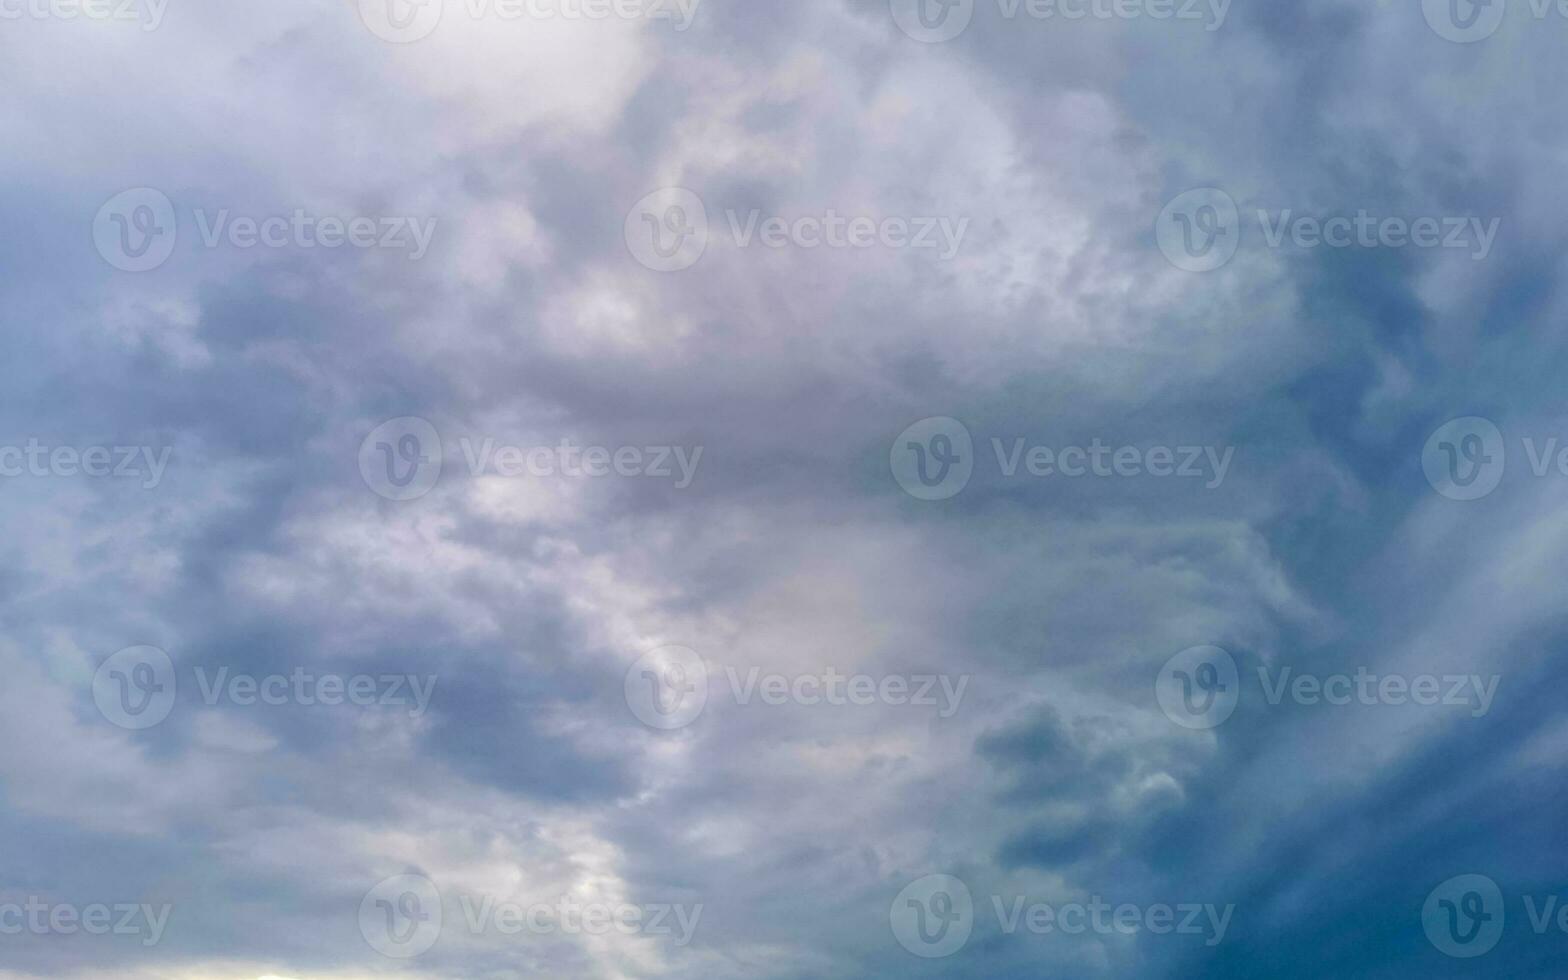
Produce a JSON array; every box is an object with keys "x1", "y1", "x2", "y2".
[{"x1": 0, "y1": 0, "x2": 1563, "y2": 976}]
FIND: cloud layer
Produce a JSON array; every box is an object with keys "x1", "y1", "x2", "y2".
[{"x1": 1, "y1": 0, "x2": 1564, "y2": 976}]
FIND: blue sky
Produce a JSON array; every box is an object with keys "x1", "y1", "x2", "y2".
[{"x1": 0, "y1": 0, "x2": 1565, "y2": 976}]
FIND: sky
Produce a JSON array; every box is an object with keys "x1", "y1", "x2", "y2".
[{"x1": 1, "y1": 0, "x2": 1566, "y2": 977}]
